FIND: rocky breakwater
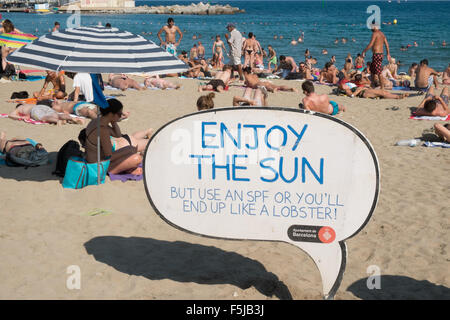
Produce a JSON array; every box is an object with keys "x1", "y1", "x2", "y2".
[{"x1": 65, "y1": 2, "x2": 245, "y2": 15}]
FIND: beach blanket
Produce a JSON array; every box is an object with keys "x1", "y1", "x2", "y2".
[
  {"x1": 108, "y1": 164, "x2": 143, "y2": 182},
  {"x1": 18, "y1": 69, "x2": 44, "y2": 74},
  {"x1": 104, "y1": 84, "x2": 176, "y2": 91},
  {"x1": 409, "y1": 114, "x2": 450, "y2": 121},
  {"x1": 15, "y1": 75, "x2": 46, "y2": 82},
  {"x1": 7, "y1": 98, "x2": 38, "y2": 104},
  {"x1": 422, "y1": 141, "x2": 450, "y2": 148},
  {"x1": 1, "y1": 113, "x2": 86, "y2": 125},
  {"x1": 392, "y1": 86, "x2": 411, "y2": 91}
]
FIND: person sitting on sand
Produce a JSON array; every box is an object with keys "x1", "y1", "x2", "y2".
[
  {"x1": 144, "y1": 76, "x2": 181, "y2": 90},
  {"x1": 107, "y1": 73, "x2": 146, "y2": 91},
  {"x1": 275, "y1": 55, "x2": 298, "y2": 79},
  {"x1": 300, "y1": 80, "x2": 345, "y2": 115},
  {"x1": 82, "y1": 98, "x2": 143, "y2": 175},
  {"x1": 196, "y1": 92, "x2": 216, "y2": 111},
  {"x1": 355, "y1": 54, "x2": 365, "y2": 72},
  {"x1": 9, "y1": 103, "x2": 85, "y2": 125},
  {"x1": 233, "y1": 87, "x2": 269, "y2": 107},
  {"x1": 65, "y1": 72, "x2": 94, "y2": 103},
  {"x1": 198, "y1": 65, "x2": 232, "y2": 92},
  {"x1": 298, "y1": 62, "x2": 315, "y2": 80},
  {"x1": 33, "y1": 70, "x2": 67, "y2": 100},
  {"x1": 434, "y1": 123, "x2": 450, "y2": 142},
  {"x1": 408, "y1": 63, "x2": 418, "y2": 78},
  {"x1": 442, "y1": 64, "x2": 450, "y2": 85},
  {"x1": 243, "y1": 66, "x2": 298, "y2": 93},
  {"x1": 319, "y1": 62, "x2": 339, "y2": 84},
  {"x1": 381, "y1": 66, "x2": 410, "y2": 89},
  {"x1": 415, "y1": 59, "x2": 439, "y2": 90},
  {"x1": 414, "y1": 87, "x2": 449, "y2": 117}
]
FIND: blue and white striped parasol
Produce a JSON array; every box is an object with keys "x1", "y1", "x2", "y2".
[{"x1": 6, "y1": 26, "x2": 188, "y2": 75}]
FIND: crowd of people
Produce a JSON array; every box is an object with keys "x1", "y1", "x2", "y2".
[{"x1": 1, "y1": 17, "x2": 449, "y2": 185}]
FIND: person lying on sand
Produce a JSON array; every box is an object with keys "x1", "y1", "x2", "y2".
[
  {"x1": 415, "y1": 87, "x2": 449, "y2": 117},
  {"x1": 50, "y1": 100, "x2": 130, "y2": 120},
  {"x1": 351, "y1": 87, "x2": 409, "y2": 99},
  {"x1": 198, "y1": 65, "x2": 232, "y2": 92},
  {"x1": 108, "y1": 73, "x2": 146, "y2": 91},
  {"x1": 33, "y1": 70, "x2": 67, "y2": 100},
  {"x1": 233, "y1": 86, "x2": 269, "y2": 107},
  {"x1": 300, "y1": 80, "x2": 345, "y2": 115},
  {"x1": 243, "y1": 66, "x2": 297, "y2": 93},
  {"x1": 9, "y1": 103, "x2": 85, "y2": 125},
  {"x1": 434, "y1": 123, "x2": 450, "y2": 142},
  {"x1": 144, "y1": 76, "x2": 181, "y2": 90}
]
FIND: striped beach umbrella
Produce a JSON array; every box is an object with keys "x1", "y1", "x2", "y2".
[
  {"x1": 0, "y1": 31, "x2": 37, "y2": 48},
  {"x1": 6, "y1": 26, "x2": 188, "y2": 75}
]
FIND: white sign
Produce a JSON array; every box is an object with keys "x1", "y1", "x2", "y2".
[{"x1": 143, "y1": 107, "x2": 379, "y2": 299}]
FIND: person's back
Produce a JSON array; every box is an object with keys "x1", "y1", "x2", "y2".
[{"x1": 415, "y1": 60, "x2": 438, "y2": 88}]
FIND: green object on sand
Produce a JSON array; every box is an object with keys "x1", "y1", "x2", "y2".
[{"x1": 87, "y1": 208, "x2": 112, "y2": 216}]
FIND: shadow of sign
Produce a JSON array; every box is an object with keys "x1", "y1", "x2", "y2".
[
  {"x1": 84, "y1": 236, "x2": 293, "y2": 300},
  {"x1": 347, "y1": 275, "x2": 450, "y2": 300}
]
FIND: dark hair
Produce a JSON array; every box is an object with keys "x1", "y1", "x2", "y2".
[
  {"x1": 420, "y1": 59, "x2": 428, "y2": 66},
  {"x1": 168, "y1": 18, "x2": 174, "y2": 23},
  {"x1": 38, "y1": 99, "x2": 53, "y2": 107},
  {"x1": 279, "y1": 55, "x2": 286, "y2": 61},
  {"x1": 411, "y1": 63, "x2": 418, "y2": 67},
  {"x1": 301, "y1": 80, "x2": 315, "y2": 94},
  {"x1": 105, "y1": 23, "x2": 111, "y2": 28},
  {"x1": 78, "y1": 129, "x2": 87, "y2": 148},
  {"x1": 2, "y1": 19, "x2": 14, "y2": 33},
  {"x1": 54, "y1": 22, "x2": 60, "y2": 26},
  {"x1": 337, "y1": 71, "x2": 346, "y2": 81},
  {"x1": 248, "y1": 32, "x2": 254, "y2": 38},
  {"x1": 100, "y1": 98, "x2": 123, "y2": 116},
  {"x1": 355, "y1": 74, "x2": 362, "y2": 82},
  {"x1": 325, "y1": 62, "x2": 333, "y2": 70},
  {"x1": 197, "y1": 92, "x2": 215, "y2": 111},
  {"x1": 243, "y1": 66, "x2": 252, "y2": 74},
  {"x1": 16, "y1": 103, "x2": 22, "y2": 109},
  {"x1": 424, "y1": 99, "x2": 437, "y2": 112}
]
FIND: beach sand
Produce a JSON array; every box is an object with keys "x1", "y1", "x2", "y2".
[{"x1": 0, "y1": 75, "x2": 449, "y2": 300}]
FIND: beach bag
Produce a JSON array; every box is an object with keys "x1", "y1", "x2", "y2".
[
  {"x1": 62, "y1": 156, "x2": 110, "y2": 189},
  {"x1": 53, "y1": 140, "x2": 84, "y2": 177},
  {"x1": 0, "y1": 63, "x2": 16, "y2": 78},
  {"x1": 5, "y1": 144, "x2": 49, "y2": 168},
  {"x1": 10, "y1": 91, "x2": 29, "y2": 99}
]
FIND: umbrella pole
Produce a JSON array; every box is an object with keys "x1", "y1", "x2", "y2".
[{"x1": 97, "y1": 106, "x2": 101, "y2": 185}]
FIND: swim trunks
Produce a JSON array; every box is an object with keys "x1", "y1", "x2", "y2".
[
  {"x1": 329, "y1": 101, "x2": 339, "y2": 115},
  {"x1": 370, "y1": 53, "x2": 383, "y2": 75},
  {"x1": 73, "y1": 102, "x2": 97, "y2": 116},
  {"x1": 166, "y1": 43, "x2": 177, "y2": 56},
  {"x1": 269, "y1": 56, "x2": 277, "y2": 65},
  {"x1": 207, "y1": 79, "x2": 226, "y2": 91},
  {"x1": 30, "y1": 105, "x2": 57, "y2": 121}
]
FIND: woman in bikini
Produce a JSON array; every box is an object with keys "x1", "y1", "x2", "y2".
[
  {"x1": 212, "y1": 35, "x2": 227, "y2": 69},
  {"x1": 242, "y1": 32, "x2": 258, "y2": 68},
  {"x1": 0, "y1": 131, "x2": 43, "y2": 156}
]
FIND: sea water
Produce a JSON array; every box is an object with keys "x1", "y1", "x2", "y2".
[{"x1": 3, "y1": 1, "x2": 449, "y2": 72}]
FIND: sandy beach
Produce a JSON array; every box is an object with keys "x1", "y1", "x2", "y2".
[{"x1": 0, "y1": 74, "x2": 449, "y2": 300}]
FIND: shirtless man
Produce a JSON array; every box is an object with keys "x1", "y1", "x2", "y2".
[
  {"x1": 9, "y1": 103, "x2": 84, "y2": 125},
  {"x1": 198, "y1": 65, "x2": 233, "y2": 92},
  {"x1": 351, "y1": 86, "x2": 409, "y2": 99},
  {"x1": 157, "y1": 17, "x2": 183, "y2": 56},
  {"x1": 33, "y1": 70, "x2": 66, "y2": 100},
  {"x1": 414, "y1": 59, "x2": 439, "y2": 90},
  {"x1": 298, "y1": 62, "x2": 314, "y2": 80},
  {"x1": 319, "y1": 62, "x2": 339, "y2": 84},
  {"x1": 243, "y1": 66, "x2": 298, "y2": 93},
  {"x1": 197, "y1": 41, "x2": 205, "y2": 60},
  {"x1": 362, "y1": 25, "x2": 391, "y2": 90},
  {"x1": 300, "y1": 80, "x2": 345, "y2": 115},
  {"x1": 275, "y1": 55, "x2": 298, "y2": 79},
  {"x1": 415, "y1": 87, "x2": 449, "y2": 117},
  {"x1": 108, "y1": 73, "x2": 146, "y2": 91}
]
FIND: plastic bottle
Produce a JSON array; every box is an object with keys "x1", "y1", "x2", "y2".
[{"x1": 395, "y1": 139, "x2": 420, "y2": 147}]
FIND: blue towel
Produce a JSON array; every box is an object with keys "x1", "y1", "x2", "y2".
[
  {"x1": 90, "y1": 74, "x2": 108, "y2": 109},
  {"x1": 392, "y1": 86, "x2": 411, "y2": 91}
]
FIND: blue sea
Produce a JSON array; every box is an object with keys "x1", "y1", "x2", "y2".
[{"x1": 3, "y1": 1, "x2": 450, "y2": 72}]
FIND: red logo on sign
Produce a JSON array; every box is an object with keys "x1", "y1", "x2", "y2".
[{"x1": 318, "y1": 227, "x2": 336, "y2": 243}]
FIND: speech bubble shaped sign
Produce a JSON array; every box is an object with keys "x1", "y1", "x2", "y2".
[{"x1": 143, "y1": 107, "x2": 379, "y2": 299}]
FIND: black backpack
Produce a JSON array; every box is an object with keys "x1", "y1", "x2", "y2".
[
  {"x1": 52, "y1": 140, "x2": 84, "y2": 177},
  {"x1": 5, "y1": 144, "x2": 49, "y2": 168}
]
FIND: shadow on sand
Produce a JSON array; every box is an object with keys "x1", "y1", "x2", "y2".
[
  {"x1": 0, "y1": 152, "x2": 60, "y2": 182},
  {"x1": 84, "y1": 236, "x2": 293, "y2": 300},
  {"x1": 347, "y1": 275, "x2": 450, "y2": 300}
]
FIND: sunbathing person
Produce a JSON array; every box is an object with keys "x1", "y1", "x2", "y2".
[
  {"x1": 300, "y1": 80, "x2": 345, "y2": 115},
  {"x1": 0, "y1": 131, "x2": 46, "y2": 165},
  {"x1": 414, "y1": 87, "x2": 449, "y2": 117},
  {"x1": 82, "y1": 98, "x2": 143, "y2": 175},
  {"x1": 198, "y1": 65, "x2": 232, "y2": 92},
  {"x1": 50, "y1": 100, "x2": 130, "y2": 121},
  {"x1": 298, "y1": 62, "x2": 315, "y2": 80},
  {"x1": 415, "y1": 59, "x2": 439, "y2": 90},
  {"x1": 33, "y1": 70, "x2": 66, "y2": 100},
  {"x1": 233, "y1": 87, "x2": 268, "y2": 107},
  {"x1": 319, "y1": 62, "x2": 339, "y2": 84},
  {"x1": 380, "y1": 66, "x2": 410, "y2": 89},
  {"x1": 351, "y1": 86, "x2": 409, "y2": 99},
  {"x1": 442, "y1": 64, "x2": 450, "y2": 85},
  {"x1": 9, "y1": 103, "x2": 85, "y2": 125},
  {"x1": 108, "y1": 73, "x2": 146, "y2": 91},
  {"x1": 434, "y1": 123, "x2": 450, "y2": 142},
  {"x1": 243, "y1": 67, "x2": 297, "y2": 93},
  {"x1": 144, "y1": 76, "x2": 181, "y2": 90}
]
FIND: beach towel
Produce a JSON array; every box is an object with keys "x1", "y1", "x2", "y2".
[
  {"x1": 409, "y1": 114, "x2": 450, "y2": 121},
  {"x1": 392, "y1": 86, "x2": 411, "y2": 91},
  {"x1": 422, "y1": 141, "x2": 450, "y2": 148},
  {"x1": 7, "y1": 98, "x2": 38, "y2": 104},
  {"x1": 1, "y1": 113, "x2": 85, "y2": 125},
  {"x1": 108, "y1": 164, "x2": 143, "y2": 182},
  {"x1": 14, "y1": 75, "x2": 46, "y2": 82}
]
